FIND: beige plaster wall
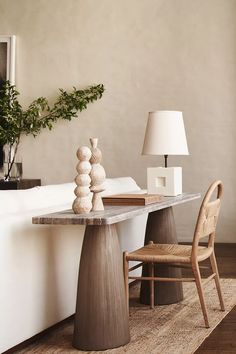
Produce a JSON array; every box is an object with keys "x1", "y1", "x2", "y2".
[{"x1": 0, "y1": 0, "x2": 236, "y2": 242}]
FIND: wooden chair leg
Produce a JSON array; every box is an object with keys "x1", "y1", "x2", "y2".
[
  {"x1": 149, "y1": 262, "x2": 154, "y2": 309},
  {"x1": 123, "y1": 252, "x2": 129, "y2": 313},
  {"x1": 192, "y1": 262, "x2": 210, "y2": 328},
  {"x1": 210, "y1": 252, "x2": 225, "y2": 311}
]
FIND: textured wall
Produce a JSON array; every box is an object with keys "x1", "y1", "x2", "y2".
[{"x1": 0, "y1": 0, "x2": 236, "y2": 242}]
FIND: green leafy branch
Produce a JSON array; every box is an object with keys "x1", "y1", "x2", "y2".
[{"x1": 0, "y1": 80, "x2": 104, "y2": 179}]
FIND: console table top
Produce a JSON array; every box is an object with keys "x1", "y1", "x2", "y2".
[{"x1": 32, "y1": 193, "x2": 201, "y2": 226}]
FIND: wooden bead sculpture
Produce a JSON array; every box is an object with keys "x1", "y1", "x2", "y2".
[
  {"x1": 72, "y1": 146, "x2": 92, "y2": 214},
  {"x1": 90, "y1": 138, "x2": 106, "y2": 211}
]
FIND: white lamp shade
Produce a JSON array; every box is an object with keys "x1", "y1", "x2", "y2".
[{"x1": 142, "y1": 111, "x2": 189, "y2": 155}]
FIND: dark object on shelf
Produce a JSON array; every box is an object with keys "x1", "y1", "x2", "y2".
[
  {"x1": 0, "y1": 179, "x2": 41, "y2": 190},
  {"x1": 0, "y1": 145, "x2": 3, "y2": 167}
]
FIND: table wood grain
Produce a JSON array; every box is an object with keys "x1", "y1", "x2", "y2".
[{"x1": 32, "y1": 193, "x2": 200, "y2": 226}]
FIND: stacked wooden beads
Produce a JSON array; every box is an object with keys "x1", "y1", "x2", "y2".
[
  {"x1": 90, "y1": 138, "x2": 106, "y2": 211},
  {"x1": 72, "y1": 146, "x2": 92, "y2": 214}
]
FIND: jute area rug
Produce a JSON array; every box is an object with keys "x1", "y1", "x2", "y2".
[{"x1": 17, "y1": 279, "x2": 236, "y2": 354}]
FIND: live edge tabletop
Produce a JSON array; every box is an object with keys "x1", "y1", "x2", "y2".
[
  {"x1": 32, "y1": 192, "x2": 201, "y2": 351},
  {"x1": 32, "y1": 193, "x2": 200, "y2": 225}
]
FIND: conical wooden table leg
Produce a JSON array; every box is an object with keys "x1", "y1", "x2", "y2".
[
  {"x1": 140, "y1": 207, "x2": 184, "y2": 305},
  {"x1": 73, "y1": 224, "x2": 130, "y2": 351}
]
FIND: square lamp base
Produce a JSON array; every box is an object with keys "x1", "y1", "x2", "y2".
[{"x1": 147, "y1": 167, "x2": 182, "y2": 196}]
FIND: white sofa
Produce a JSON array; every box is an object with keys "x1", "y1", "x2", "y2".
[{"x1": 0, "y1": 177, "x2": 147, "y2": 353}]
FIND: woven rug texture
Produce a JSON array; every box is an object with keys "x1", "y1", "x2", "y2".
[{"x1": 16, "y1": 278, "x2": 236, "y2": 354}]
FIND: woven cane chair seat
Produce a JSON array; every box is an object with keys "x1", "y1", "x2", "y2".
[{"x1": 127, "y1": 244, "x2": 213, "y2": 263}]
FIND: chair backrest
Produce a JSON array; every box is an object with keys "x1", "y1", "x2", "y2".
[{"x1": 191, "y1": 180, "x2": 223, "y2": 259}]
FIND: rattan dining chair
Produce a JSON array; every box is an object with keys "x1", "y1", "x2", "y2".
[{"x1": 123, "y1": 180, "x2": 225, "y2": 328}]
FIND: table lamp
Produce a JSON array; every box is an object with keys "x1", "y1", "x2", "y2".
[{"x1": 142, "y1": 111, "x2": 189, "y2": 196}]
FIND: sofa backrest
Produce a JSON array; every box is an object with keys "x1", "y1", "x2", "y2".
[{"x1": 0, "y1": 177, "x2": 140, "y2": 216}]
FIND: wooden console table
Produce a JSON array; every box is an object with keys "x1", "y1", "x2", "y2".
[{"x1": 32, "y1": 192, "x2": 200, "y2": 351}]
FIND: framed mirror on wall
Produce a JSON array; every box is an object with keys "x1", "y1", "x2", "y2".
[{"x1": 0, "y1": 35, "x2": 16, "y2": 168}]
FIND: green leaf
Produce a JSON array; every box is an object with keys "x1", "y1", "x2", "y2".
[{"x1": 0, "y1": 80, "x2": 105, "y2": 145}]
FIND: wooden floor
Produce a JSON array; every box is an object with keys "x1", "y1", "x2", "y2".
[{"x1": 194, "y1": 244, "x2": 236, "y2": 354}]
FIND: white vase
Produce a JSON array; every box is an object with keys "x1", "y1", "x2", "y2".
[{"x1": 90, "y1": 138, "x2": 106, "y2": 211}]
